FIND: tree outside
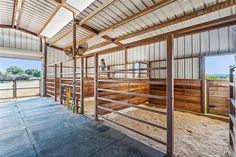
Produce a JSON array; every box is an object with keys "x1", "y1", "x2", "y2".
[{"x1": 0, "y1": 66, "x2": 41, "y2": 81}]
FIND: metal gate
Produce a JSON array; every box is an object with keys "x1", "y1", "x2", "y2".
[{"x1": 0, "y1": 79, "x2": 41, "y2": 100}]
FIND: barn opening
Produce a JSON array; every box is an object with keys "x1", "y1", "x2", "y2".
[{"x1": 0, "y1": 0, "x2": 236, "y2": 157}]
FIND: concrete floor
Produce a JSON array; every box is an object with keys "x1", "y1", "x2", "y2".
[{"x1": 0, "y1": 97, "x2": 165, "y2": 157}]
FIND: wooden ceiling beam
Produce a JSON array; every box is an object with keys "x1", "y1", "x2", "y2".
[
  {"x1": 84, "y1": 14, "x2": 236, "y2": 57},
  {"x1": 38, "y1": 3, "x2": 62, "y2": 35},
  {"x1": 63, "y1": 0, "x2": 175, "y2": 49},
  {"x1": 52, "y1": 0, "x2": 174, "y2": 48},
  {"x1": 97, "y1": 0, "x2": 176, "y2": 36},
  {"x1": 15, "y1": 0, "x2": 24, "y2": 29},
  {"x1": 79, "y1": 0, "x2": 115, "y2": 26},
  {"x1": 12, "y1": 0, "x2": 17, "y2": 28},
  {"x1": 88, "y1": 0, "x2": 236, "y2": 51},
  {"x1": 114, "y1": 0, "x2": 236, "y2": 43}
]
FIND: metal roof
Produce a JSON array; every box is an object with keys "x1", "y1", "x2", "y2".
[{"x1": 0, "y1": 0, "x2": 236, "y2": 52}]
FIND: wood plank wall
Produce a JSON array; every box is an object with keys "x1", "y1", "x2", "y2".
[
  {"x1": 149, "y1": 79, "x2": 202, "y2": 113},
  {"x1": 97, "y1": 79, "x2": 149, "y2": 114},
  {"x1": 207, "y1": 80, "x2": 229, "y2": 116},
  {"x1": 46, "y1": 77, "x2": 94, "y2": 99},
  {"x1": 45, "y1": 77, "x2": 230, "y2": 115}
]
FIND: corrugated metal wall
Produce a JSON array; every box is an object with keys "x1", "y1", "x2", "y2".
[
  {"x1": 0, "y1": 28, "x2": 41, "y2": 51},
  {"x1": 46, "y1": 26, "x2": 236, "y2": 79},
  {"x1": 46, "y1": 47, "x2": 81, "y2": 78}
]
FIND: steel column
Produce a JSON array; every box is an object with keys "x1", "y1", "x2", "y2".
[
  {"x1": 43, "y1": 40, "x2": 47, "y2": 97},
  {"x1": 54, "y1": 64, "x2": 57, "y2": 101},
  {"x1": 72, "y1": 19, "x2": 77, "y2": 113},
  {"x1": 80, "y1": 57, "x2": 84, "y2": 114},
  {"x1": 166, "y1": 34, "x2": 174, "y2": 157},
  {"x1": 94, "y1": 53, "x2": 98, "y2": 120},
  {"x1": 200, "y1": 56, "x2": 206, "y2": 113},
  {"x1": 59, "y1": 62, "x2": 63, "y2": 104}
]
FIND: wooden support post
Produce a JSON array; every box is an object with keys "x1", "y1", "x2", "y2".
[
  {"x1": 200, "y1": 56, "x2": 206, "y2": 113},
  {"x1": 43, "y1": 40, "x2": 47, "y2": 97},
  {"x1": 80, "y1": 57, "x2": 84, "y2": 114},
  {"x1": 59, "y1": 62, "x2": 63, "y2": 104},
  {"x1": 166, "y1": 34, "x2": 174, "y2": 157},
  {"x1": 13, "y1": 80, "x2": 16, "y2": 99},
  {"x1": 54, "y1": 64, "x2": 57, "y2": 102},
  {"x1": 94, "y1": 53, "x2": 98, "y2": 121},
  {"x1": 85, "y1": 57, "x2": 88, "y2": 78},
  {"x1": 72, "y1": 18, "x2": 77, "y2": 113}
]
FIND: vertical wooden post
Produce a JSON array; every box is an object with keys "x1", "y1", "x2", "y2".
[
  {"x1": 200, "y1": 56, "x2": 206, "y2": 113},
  {"x1": 72, "y1": 18, "x2": 77, "y2": 113},
  {"x1": 85, "y1": 57, "x2": 88, "y2": 78},
  {"x1": 59, "y1": 62, "x2": 63, "y2": 104},
  {"x1": 166, "y1": 34, "x2": 174, "y2": 157},
  {"x1": 94, "y1": 53, "x2": 98, "y2": 121},
  {"x1": 54, "y1": 64, "x2": 57, "y2": 102},
  {"x1": 13, "y1": 80, "x2": 17, "y2": 99},
  {"x1": 43, "y1": 40, "x2": 47, "y2": 97},
  {"x1": 80, "y1": 57, "x2": 84, "y2": 114}
]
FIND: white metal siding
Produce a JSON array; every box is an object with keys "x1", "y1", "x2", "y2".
[{"x1": 0, "y1": 28, "x2": 41, "y2": 51}]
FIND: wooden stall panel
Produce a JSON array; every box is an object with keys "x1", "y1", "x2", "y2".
[
  {"x1": 149, "y1": 79, "x2": 202, "y2": 113},
  {"x1": 207, "y1": 80, "x2": 229, "y2": 116},
  {"x1": 98, "y1": 79, "x2": 149, "y2": 115}
]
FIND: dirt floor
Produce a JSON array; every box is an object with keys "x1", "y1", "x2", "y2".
[{"x1": 84, "y1": 99, "x2": 230, "y2": 157}]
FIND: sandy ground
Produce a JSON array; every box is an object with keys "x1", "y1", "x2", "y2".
[{"x1": 84, "y1": 100, "x2": 230, "y2": 157}]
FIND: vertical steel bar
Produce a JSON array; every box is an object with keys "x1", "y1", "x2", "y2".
[
  {"x1": 166, "y1": 34, "x2": 174, "y2": 157},
  {"x1": 73, "y1": 18, "x2": 77, "y2": 113},
  {"x1": 54, "y1": 64, "x2": 57, "y2": 102},
  {"x1": 60, "y1": 62, "x2": 63, "y2": 104},
  {"x1": 94, "y1": 53, "x2": 98, "y2": 120},
  {"x1": 85, "y1": 57, "x2": 88, "y2": 78},
  {"x1": 200, "y1": 56, "x2": 206, "y2": 113},
  {"x1": 43, "y1": 40, "x2": 47, "y2": 97},
  {"x1": 80, "y1": 57, "x2": 84, "y2": 114},
  {"x1": 229, "y1": 67, "x2": 234, "y2": 146},
  {"x1": 125, "y1": 48, "x2": 128, "y2": 78}
]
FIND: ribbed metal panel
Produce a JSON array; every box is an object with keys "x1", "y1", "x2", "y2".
[
  {"x1": 0, "y1": 28, "x2": 40, "y2": 51},
  {"x1": 0, "y1": 0, "x2": 14, "y2": 25},
  {"x1": 19, "y1": 0, "x2": 57, "y2": 33}
]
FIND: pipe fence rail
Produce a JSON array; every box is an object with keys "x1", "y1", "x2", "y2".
[
  {"x1": 0, "y1": 79, "x2": 41, "y2": 100},
  {"x1": 229, "y1": 64, "x2": 236, "y2": 156}
]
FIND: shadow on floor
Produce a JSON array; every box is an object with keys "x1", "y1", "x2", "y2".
[{"x1": 0, "y1": 97, "x2": 165, "y2": 157}]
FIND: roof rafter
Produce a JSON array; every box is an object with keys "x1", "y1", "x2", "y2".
[
  {"x1": 79, "y1": 0, "x2": 116, "y2": 26},
  {"x1": 88, "y1": 0, "x2": 236, "y2": 52},
  {"x1": 85, "y1": 14, "x2": 236, "y2": 57},
  {"x1": 38, "y1": 0, "x2": 80, "y2": 36},
  {"x1": 14, "y1": 0, "x2": 24, "y2": 29},
  {"x1": 98, "y1": 0, "x2": 175, "y2": 36},
  {"x1": 11, "y1": 0, "x2": 17, "y2": 28},
  {"x1": 64, "y1": 0, "x2": 175, "y2": 50},
  {"x1": 38, "y1": 3, "x2": 62, "y2": 35}
]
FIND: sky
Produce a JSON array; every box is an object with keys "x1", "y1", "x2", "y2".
[
  {"x1": 0, "y1": 58, "x2": 41, "y2": 72},
  {"x1": 205, "y1": 54, "x2": 234, "y2": 75}
]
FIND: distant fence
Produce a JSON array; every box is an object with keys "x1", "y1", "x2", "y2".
[{"x1": 0, "y1": 79, "x2": 41, "y2": 100}]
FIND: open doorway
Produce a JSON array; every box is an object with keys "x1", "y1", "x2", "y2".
[
  {"x1": 0, "y1": 57, "x2": 42, "y2": 100},
  {"x1": 205, "y1": 54, "x2": 234, "y2": 116}
]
